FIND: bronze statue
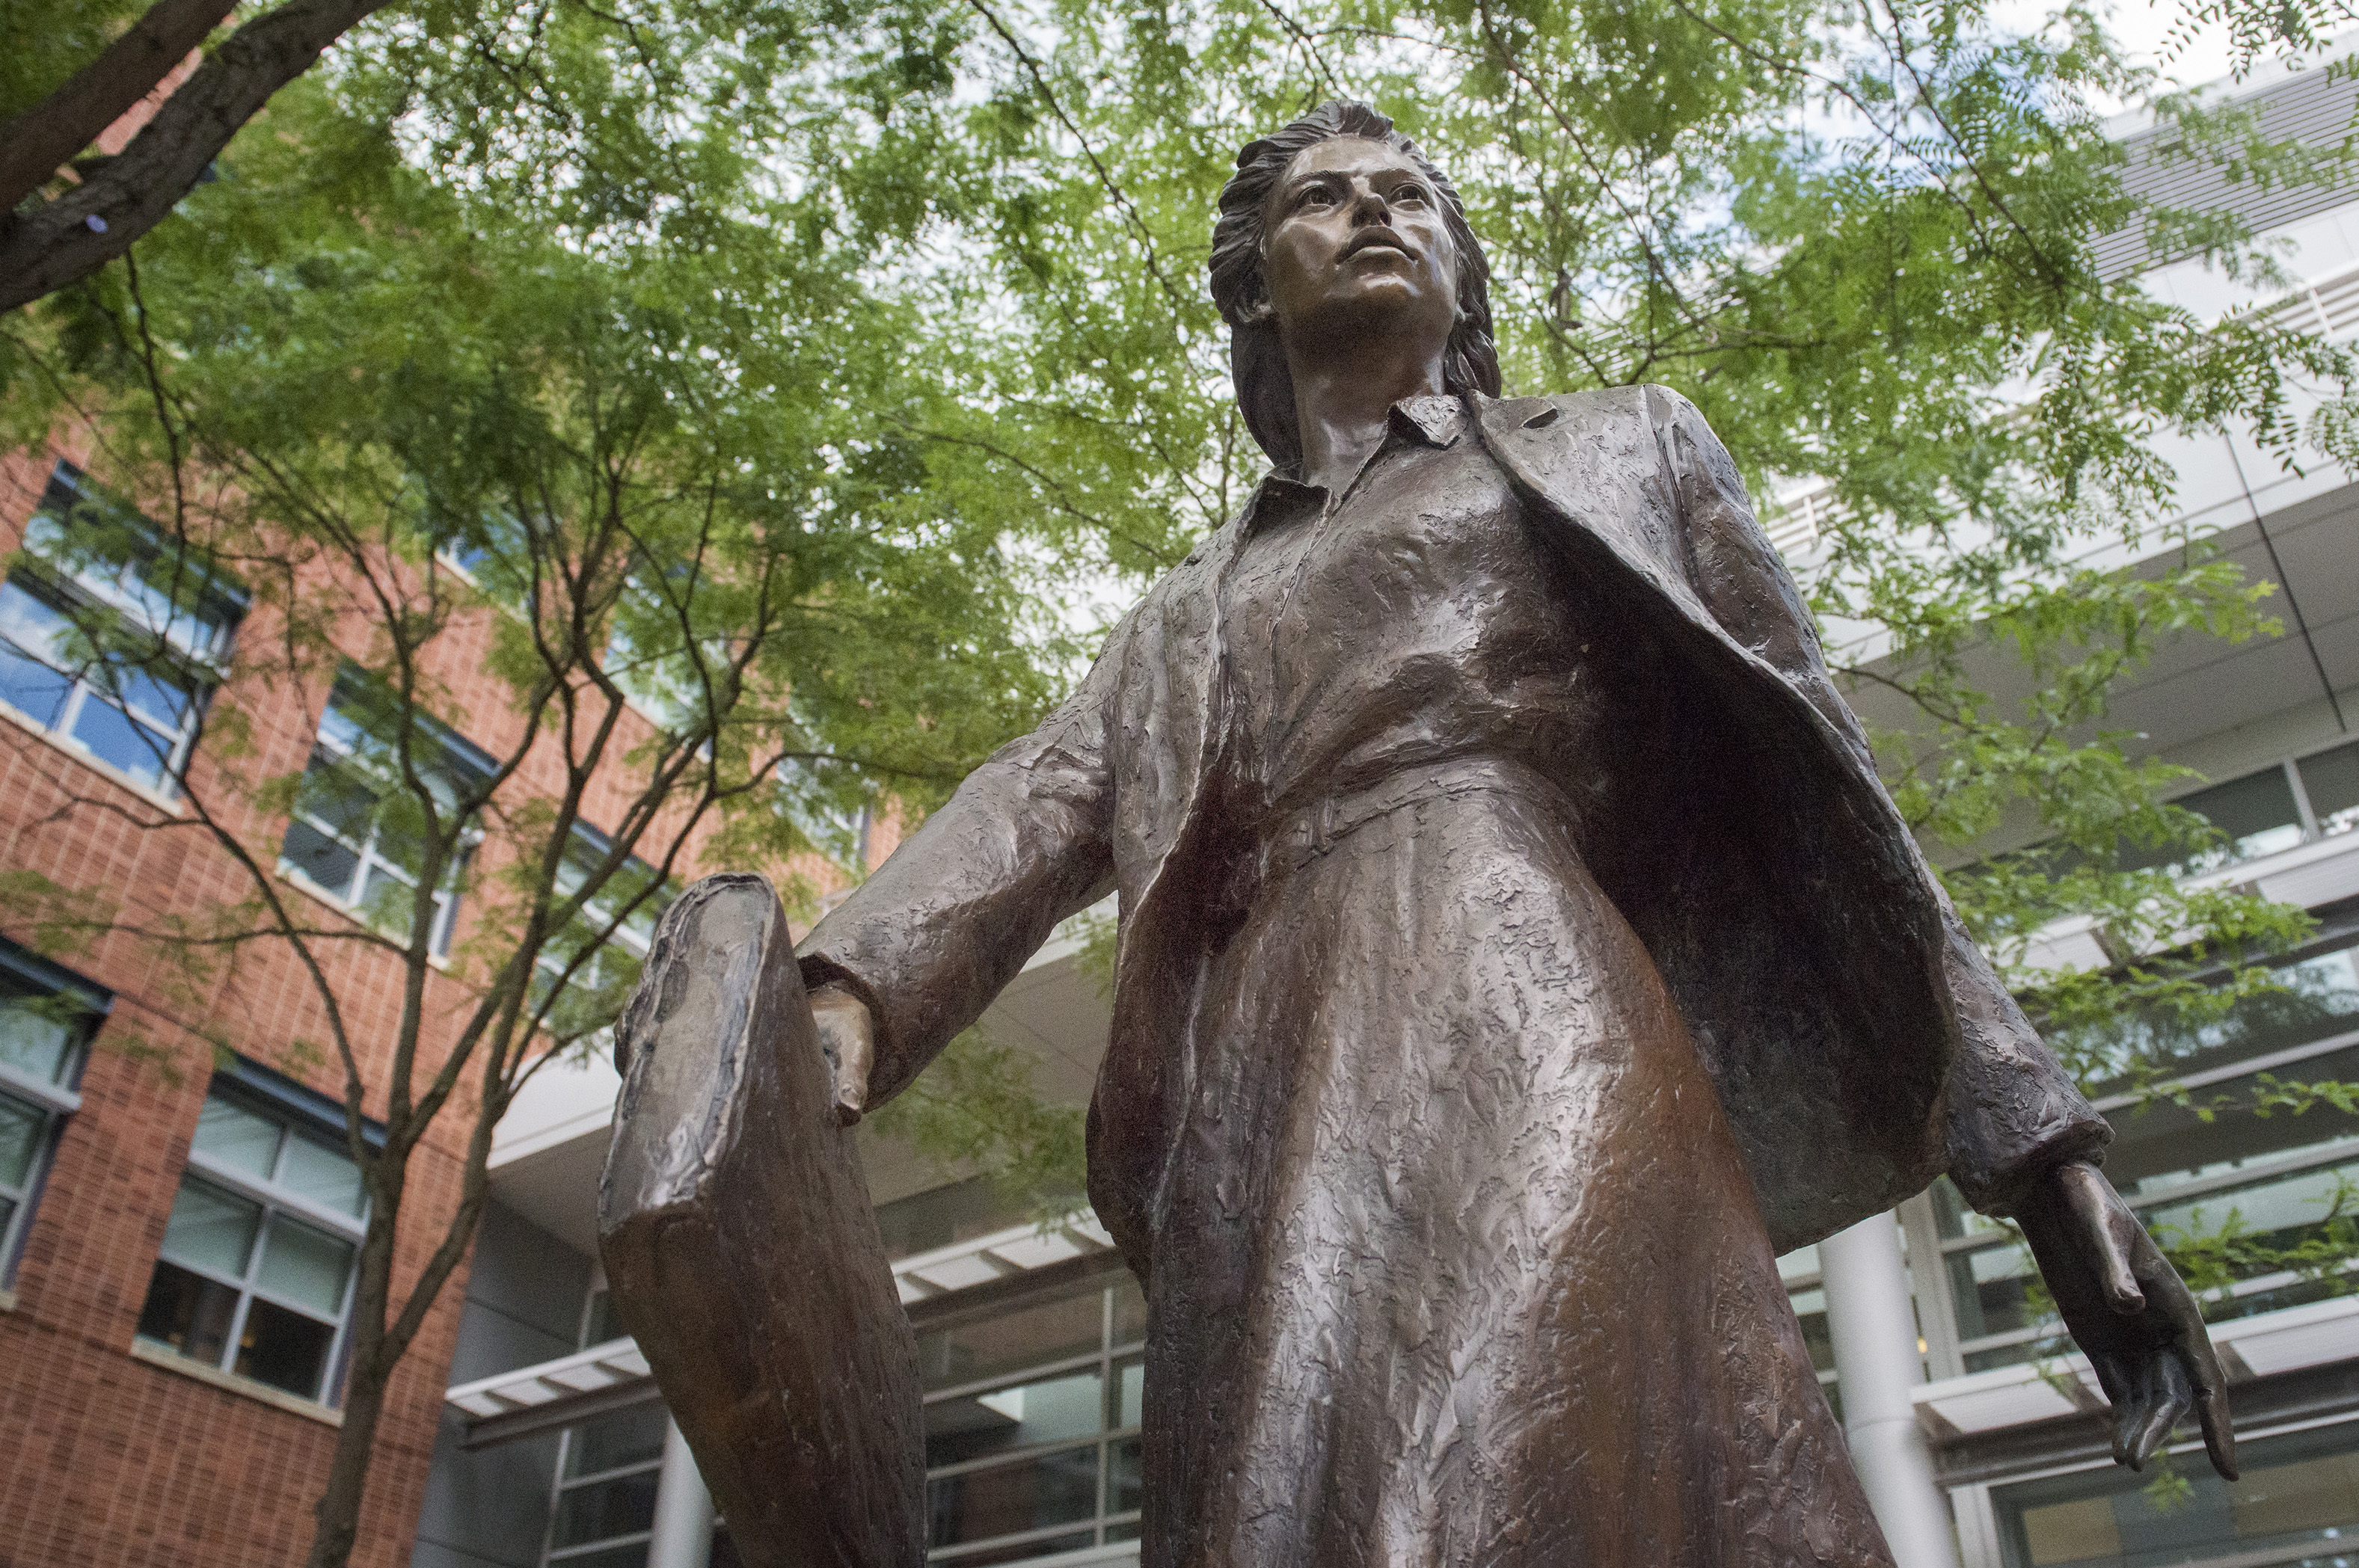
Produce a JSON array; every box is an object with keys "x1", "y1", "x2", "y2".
[{"x1": 601, "y1": 100, "x2": 2236, "y2": 1568}]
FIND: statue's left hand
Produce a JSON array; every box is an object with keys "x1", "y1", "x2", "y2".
[{"x1": 2016, "y1": 1160, "x2": 2237, "y2": 1480}]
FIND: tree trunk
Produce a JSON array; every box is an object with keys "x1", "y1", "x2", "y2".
[
  {"x1": 306, "y1": 1341, "x2": 394, "y2": 1568},
  {"x1": 305, "y1": 1152, "x2": 409, "y2": 1568},
  {"x1": 0, "y1": 0, "x2": 236, "y2": 213},
  {"x1": 0, "y1": 0, "x2": 399, "y2": 315}
]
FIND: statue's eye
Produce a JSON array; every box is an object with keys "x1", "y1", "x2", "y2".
[
  {"x1": 1395, "y1": 184, "x2": 1429, "y2": 206},
  {"x1": 1298, "y1": 185, "x2": 1336, "y2": 208}
]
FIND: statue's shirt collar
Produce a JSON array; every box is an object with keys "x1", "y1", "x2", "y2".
[{"x1": 1242, "y1": 394, "x2": 1468, "y2": 539}]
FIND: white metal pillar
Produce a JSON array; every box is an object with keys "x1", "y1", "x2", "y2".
[
  {"x1": 647, "y1": 1415, "x2": 715, "y2": 1568},
  {"x1": 1819, "y1": 1210, "x2": 1960, "y2": 1568}
]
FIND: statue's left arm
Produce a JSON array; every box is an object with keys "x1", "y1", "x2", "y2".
[{"x1": 1648, "y1": 386, "x2": 2236, "y2": 1478}]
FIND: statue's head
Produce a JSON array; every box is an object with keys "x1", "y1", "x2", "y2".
[{"x1": 1211, "y1": 100, "x2": 1500, "y2": 467}]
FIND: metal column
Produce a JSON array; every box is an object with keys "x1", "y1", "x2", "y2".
[
  {"x1": 647, "y1": 1415, "x2": 715, "y2": 1568},
  {"x1": 1819, "y1": 1210, "x2": 1960, "y2": 1568}
]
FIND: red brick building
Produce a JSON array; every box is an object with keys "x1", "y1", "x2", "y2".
[{"x1": 0, "y1": 437, "x2": 860, "y2": 1567}]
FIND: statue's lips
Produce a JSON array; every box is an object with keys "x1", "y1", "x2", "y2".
[{"x1": 1340, "y1": 231, "x2": 1416, "y2": 263}]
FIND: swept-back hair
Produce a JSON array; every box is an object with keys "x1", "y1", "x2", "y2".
[{"x1": 1209, "y1": 99, "x2": 1501, "y2": 468}]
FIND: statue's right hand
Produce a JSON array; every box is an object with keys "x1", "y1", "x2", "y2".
[{"x1": 809, "y1": 983, "x2": 876, "y2": 1127}]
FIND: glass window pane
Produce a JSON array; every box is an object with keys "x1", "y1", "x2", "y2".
[
  {"x1": 2110, "y1": 1045, "x2": 2359, "y2": 1202},
  {"x1": 280, "y1": 819, "x2": 362, "y2": 900},
  {"x1": 69, "y1": 693, "x2": 173, "y2": 786},
  {"x1": 547, "y1": 1546, "x2": 650, "y2": 1568},
  {"x1": 1110, "y1": 1435, "x2": 1144, "y2": 1515},
  {"x1": 1111, "y1": 1272, "x2": 1147, "y2": 1346},
  {"x1": 0, "y1": 579, "x2": 68, "y2": 655},
  {"x1": 874, "y1": 1175, "x2": 1031, "y2": 1263},
  {"x1": 236, "y1": 1295, "x2": 335, "y2": 1398},
  {"x1": 111, "y1": 664, "x2": 194, "y2": 730},
  {"x1": 191, "y1": 1097, "x2": 280, "y2": 1178},
  {"x1": 926, "y1": 1443, "x2": 1100, "y2": 1549},
  {"x1": 294, "y1": 751, "x2": 378, "y2": 843},
  {"x1": 580, "y1": 1286, "x2": 625, "y2": 1350},
  {"x1": 1116, "y1": 1356, "x2": 1143, "y2": 1430},
  {"x1": 0, "y1": 1193, "x2": 16, "y2": 1246},
  {"x1": 2301, "y1": 740, "x2": 2359, "y2": 836},
  {"x1": 274, "y1": 1134, "x2": 365, "y2": 1217},
  {"x1": 1948, "y1": 1241, "x2": 2040, "y2": 1341},
  {"x1": 927, "y1": 1369, "x2": 1105, "y2": 1468},
  {"x1": 0, "y1": 1093, "x2": 46, "y2": 1189},
  {"x1": 2141, "y1": 1159, "x2": 2359, "y2": 1291},
  {"x1": 0, "y1": 633, "x2": 72, "y2": 728},
  {"x1": 360, "y1": 863, "x2": 420, "y2": 938},
  {"x1": 1788, "y1": 1287, "x2": 1835, "y2": 1374},
  {"x1": 2136, "y1": 766, "x2": 2306, "y2": 872},
  {"x1": 137, "y1": 1258, "x2": 242, "y2": 1367},
  {"x1": 159, "y1": 1177, "x2": 263, "y2": 1276},
  {"x1": 0, "y1": 992, "x2": 80, "y2": 1083},
  {"x1": 257, "y1": 1214, "x2": 355, "y2": 1316},
  {"x1": 565, "y1": 1405, "x2": 670, "y2": 1479},
  {"x1": 917, "y1": 1282, "x2": 1105, "y2": 1392},
  {"x1": 1996, "y1": 1421, "x2": 2359, "y2": 1568},
  {"x1": 552, "y1": 1469, "x2": 660, "y2": 1548},
  {"x1": 937, "y1": 1532, "x2": 1093, "y2": 1567}
]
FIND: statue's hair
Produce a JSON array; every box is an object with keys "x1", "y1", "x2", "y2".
[{"x1": 1209, "y1": 100, "x2": 1500, "y2": 467}]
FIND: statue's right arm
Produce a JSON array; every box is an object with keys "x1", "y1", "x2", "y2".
[{"x1": 795, "y1": 612, "x2": 1135, "y2": 1113}]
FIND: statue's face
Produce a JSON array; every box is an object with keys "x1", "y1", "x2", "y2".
[{"x1": 1260, "y1": 137, "x2": 1458, "y2": 360}]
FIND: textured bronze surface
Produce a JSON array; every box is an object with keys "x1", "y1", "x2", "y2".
[
  {"x1": 598, "y1": 874, "x2": 924, "y2": 1568},
  {"x1": 605, "y1": 99, "x2": 2233, "y2": 1567}
]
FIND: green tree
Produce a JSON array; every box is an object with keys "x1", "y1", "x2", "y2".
[{"x1": 1, "y1": 54, "x2": 1067, "y2": 1567}]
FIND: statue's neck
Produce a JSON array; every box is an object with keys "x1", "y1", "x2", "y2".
[{"x1": 1286, "y1": 340, "x2": 1448, "y2": 494}]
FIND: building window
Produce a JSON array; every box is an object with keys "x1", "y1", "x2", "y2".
[
  {"x1": 1991, "y1": 1416, "x2": 2359, "y2": 1567},
  {"x1": 1777, "y1": 1243, "x2": 1844, "y2": 1422},
  {"x1": 0, "y1": 462, "x2": 244, "y2": 795},
  {"x1": 533, "y1": 827, "x2": 673, "y2": 1036},
  {"x1": 279, "y1": 667, "x2": 495, "y2": 957},
  {"x1": 0, "y1": 941, "x2": 107, "y2": 1285},
  {"x1": 135, "y1": 1067, "x2": 371, "y2": 1404},
  {"x1": 1927, "y1": 920, "x2": 2359, "y2": 1373},
  {"x1": 2116, "y1": 735, "x2": 2359, "y2": 877},
  {"x1": 919, "y1": 1270, "x2": 1148, "y2": 1564},
  {"x1": 544, "y1": 1403, "x2": 668, "y2": 1568}
]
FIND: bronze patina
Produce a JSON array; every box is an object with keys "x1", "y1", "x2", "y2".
[{"x1": 600, "y1": 99, "x2": 2236, "y2": 1568}]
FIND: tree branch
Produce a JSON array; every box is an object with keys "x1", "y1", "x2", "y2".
[
  {"x1": 0, "y1": 0, "x2": 236, "y2": 214},
  {"x1": 0, "y1": 0, "x2": 399, "y2": 314}
]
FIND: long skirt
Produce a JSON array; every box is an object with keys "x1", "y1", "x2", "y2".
[{"x1": 1137, "y1": 768, "x2": 1898, "y2": 1567}]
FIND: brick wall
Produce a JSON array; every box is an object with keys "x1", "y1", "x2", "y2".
[{"x1": 0, "y1": 441, "x2": 859, "y2": 1567}]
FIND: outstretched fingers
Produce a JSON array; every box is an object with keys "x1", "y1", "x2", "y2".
[
  {"x1": 2124, "y1": 1354, "x2": 2192, "y2": 1471},
  {"x1": 2147, "y1": 1257, "x2": 2240, "y2": 1480}
]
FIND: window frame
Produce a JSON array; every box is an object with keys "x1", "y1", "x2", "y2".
[
  {"x1": 1916, "y1": 920, "x2": 2359, "y2": 1376},
  {"x1": 0, "y1": 941, "x2": 108, "y2": 1287},
  {"x1": 277, "y1": 667, "x2": 497, "y2": 958},
  {"x1": 915, "y1": 1270, "x2": 1150, "y2": 1564},
  {"x1": 135, "y1": 1065, "x2": 377, "y2": 1408},
  {"x1": 0, "y1": 463, "x2": 245, "y2": 796},
  {"x1": 542, "y1": 1401, "x2": 669, "y2": 1568}
]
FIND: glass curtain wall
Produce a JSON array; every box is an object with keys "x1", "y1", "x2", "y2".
[
  {"x1": 1916, "y1": 920, "x2": 2359, "y2": 1374},
  {"x1": 1991, "y1": 1418, "x2": 2359, "y2": 1567},
  {"x1": 920, "y1": 1270, "x2": 1148, "y2": 1564}
]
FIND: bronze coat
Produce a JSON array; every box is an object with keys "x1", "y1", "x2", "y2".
[{"x1": 800, "y1": 384, "x2": 2108, "y2": 1271}]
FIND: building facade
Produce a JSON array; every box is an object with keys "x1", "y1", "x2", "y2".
[{"x1": 0, "y1": 438, "x2": 860, "y2": 1566}]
